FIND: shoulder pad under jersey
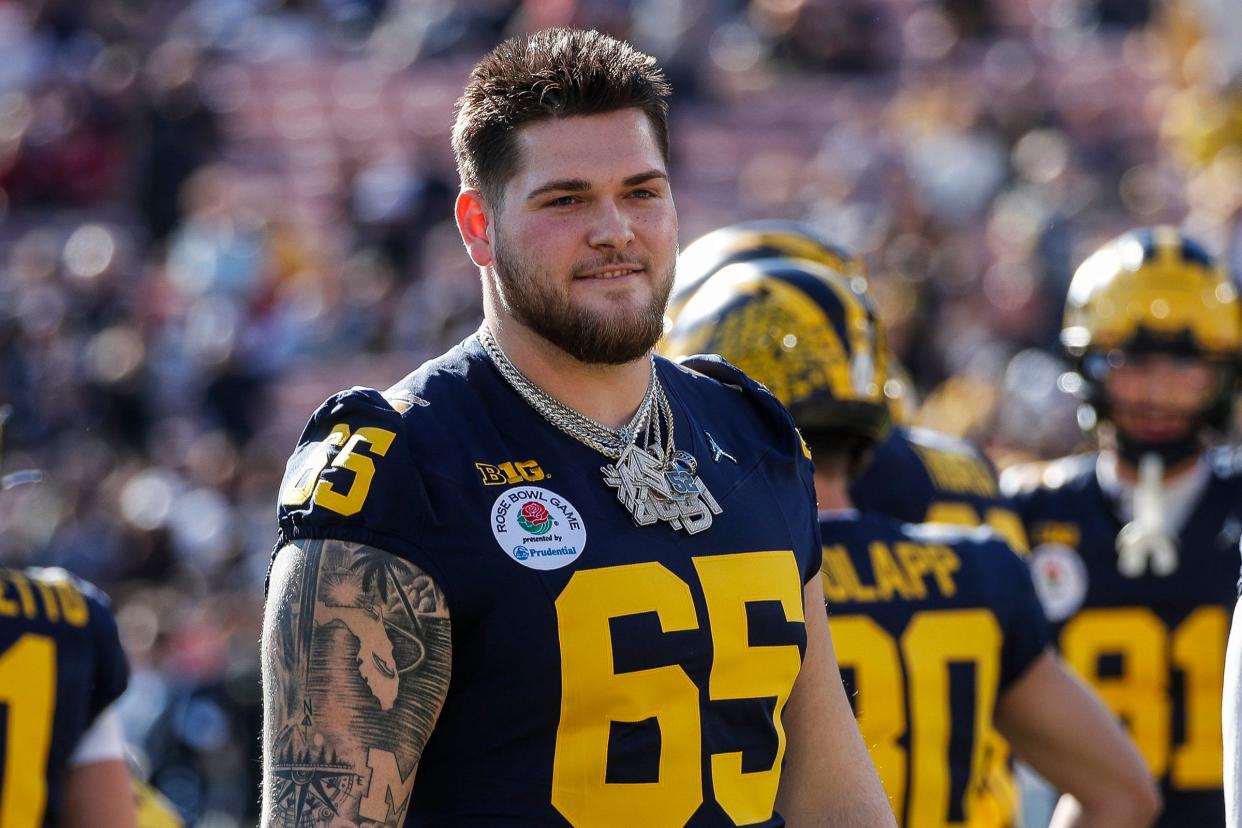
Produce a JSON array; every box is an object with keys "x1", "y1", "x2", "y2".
[
  {"x1": 277, "y1": 386, "x2": 430, "y2": 561},
  {"x1": 674, "y1": 353, "x2": 810, "y2": 460}
]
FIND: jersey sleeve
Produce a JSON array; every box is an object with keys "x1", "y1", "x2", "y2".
[
  {"x1": 677, "y1": 354, "x2": 823, "y2": 584},
  {"x1": 277, "y1": 387, "x2": 431, "y2": 564},
  {"x1": 992, "y1": 541, "x2": 1052, "y2": 691}
]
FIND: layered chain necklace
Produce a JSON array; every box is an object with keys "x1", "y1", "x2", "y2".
[{"x1": 478, "y1": 327, "x2": 721, "y2": 534}]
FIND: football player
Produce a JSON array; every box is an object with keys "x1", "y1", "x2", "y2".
[
  {"x1": 1002, "y1": 226, "x2": 1242, "y2": 826},
  {"x1": 665, "y1": 255, "x2": 1159, "y2": 827},
  {"x1": 665, "y1": 221, "x2": 1028, "y2": 552},
  {"x1": 0, "y1": 401, "x2": 135, "y2": 828},
  {"x1": 0, "y1": 565, "x2": 134, "y2": 828},
  {"x1": 265, "y1": 29, "x2": 893, "y2": 826}
]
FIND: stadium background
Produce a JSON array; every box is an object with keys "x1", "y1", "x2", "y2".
[{"x1": 0, "y1": 0, "x2": 1238, "y2": 823}]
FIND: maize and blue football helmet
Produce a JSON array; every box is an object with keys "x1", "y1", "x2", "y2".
[
  {"x1": 663, "y1": 256, "x2": 891, "y2": 453},
  {"x1": 1061, "y1": 226, "x2": 1241, "y2": 462}
]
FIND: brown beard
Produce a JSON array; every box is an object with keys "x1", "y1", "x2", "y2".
[{"x1": 490, "y1": 230, "x2": 673, "y2": 365}]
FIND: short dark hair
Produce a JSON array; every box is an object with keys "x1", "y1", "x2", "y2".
[
  {"x1": 452, "y1": 28, "x2": 672, "y2": 205},
  {"x1": 804, "y1": 429, "x2": 878, "y2": 481}
]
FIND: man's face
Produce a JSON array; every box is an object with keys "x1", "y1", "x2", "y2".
[
  {"x1": 1103, "y1": 352, "x2": 1219, "y2": 443},
  {"x1": 487, "y1": 108, "x2": 678, "y2": 365}
]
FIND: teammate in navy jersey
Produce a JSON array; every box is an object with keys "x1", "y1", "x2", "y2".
[
  {"x1": 263, "y1": 29, "x2": 892, "y2": 827},
  {"x1": 0, "y1": 565, "x2": 134, "y2": 828},
  {"x1": 850, "y1": 426, "x2": 1028, "y2": 553},
  {"x1": 664, "y1": 254, "x2": 1158, "y2": 827},
  {"x1": 1002, "y1": 226, "x2": 1242, "y2": 827}
]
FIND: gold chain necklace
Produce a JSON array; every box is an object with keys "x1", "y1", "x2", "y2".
[{"x1": 478, "y1": 327, "x2": 722, "y2": 534}]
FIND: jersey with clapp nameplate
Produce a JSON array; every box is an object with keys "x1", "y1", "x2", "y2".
[
  {"x1": 1003, "y1": 450, "x2": 1242, "y2": 827},
  {"x1": 821, "y1": 513, "x2": 1048, "y2": 828},
  {"x1": 277, "y1": 337, "x2": 823, "y2": 827},
  {"x1": 0, "y1": 566, "x2": 129, "y2": 828},
  {"x1": 851, "y1": 426, "x2": 1029, "y2": 553}
]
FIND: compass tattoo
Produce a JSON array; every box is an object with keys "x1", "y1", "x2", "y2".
[{"x1": 262, "y1": 538, "x2": 452, "y2": 827}]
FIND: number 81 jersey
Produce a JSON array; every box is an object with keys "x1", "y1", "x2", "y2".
[{"x1": 1002, "y1": 451, "x2": 1242, "y2": 826}]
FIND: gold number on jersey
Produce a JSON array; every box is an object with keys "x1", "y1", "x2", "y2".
[
  {"x1": 693, "y1": 552, "x2": 805, "y2": 823},
  {"x1": 831, "y1": 609, "x2": 1004, "y2": 827},
  {"x1": 831, "y1": 616, "x2": 907, "y2": 814},
  {"x1": 924, "y1": 501, "x2": 1029, "y2": 554},
  {"x1": 281, "y1": 424, "x2": 397, "y2": 516},
  {"x1": 551, "y1": 552, "x2": 804, "y2": 827},
  {"x1": 0, "y1": 634, "x2": 57, "y2": 828},
  {"x1": 1062, "y1": 606, "x2": 1226, "y2": 788},
  {"x1": 553, "y1": 563, "x2": 701, "y2": 826}
]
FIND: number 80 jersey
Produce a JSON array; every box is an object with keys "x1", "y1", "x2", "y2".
[
  {"x1": 1002, "y1": 450, "x2": 1242, "y2": 827},
  {"x1": 277, "y1": 339, "x2": 825, "y2": 827},
  {"x1": 820, "y1": 513, "x2": 1049, "y2": 827}
]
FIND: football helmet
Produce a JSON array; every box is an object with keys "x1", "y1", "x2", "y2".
[
  {"x1": 1061, "y1": 226, "x2": 1241, "y2": 459},
  {"x1": 667, "y1": 221, "x2": 918, "y2": 420},
  {"x1": 664, "y1": 256, "x2": 891, "y2": 451},
  {"x1": 669, "y1": 220, "x2": 862, "y2": 322}
]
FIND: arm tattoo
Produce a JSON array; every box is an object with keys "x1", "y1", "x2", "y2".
[{"x1": 262, "y1": 539, "x2": 451, "y2": 827}]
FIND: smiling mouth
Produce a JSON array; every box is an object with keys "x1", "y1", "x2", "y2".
[{"x1": 576, "y1": 266, "x2": 645, "y2": 280}]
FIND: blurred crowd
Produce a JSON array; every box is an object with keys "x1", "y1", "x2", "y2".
[{"x1": 0, "y1": 0, "x2": 1238, "y2": 823}]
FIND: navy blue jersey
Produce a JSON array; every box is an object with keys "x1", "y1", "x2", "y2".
[
  {"x1": 821, "y1": 513, "x2": 1048, "y2": 827},
  {"x1": 851, "y1": 427, "x2": 1029, "y2": 553},
  {"x1": 1003, "y1": 450, "x2": 1242, "y2": 827},
  {"x1": 277, "y1": 337, "x2": 822, "y2": 827},
  {"x1": 0, "y1": 566, "x2": 129, "y2": 827}
]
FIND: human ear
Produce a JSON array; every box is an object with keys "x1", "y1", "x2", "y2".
[{"x1": 455, "y1": 188, "x2": 493, "y2": 267}]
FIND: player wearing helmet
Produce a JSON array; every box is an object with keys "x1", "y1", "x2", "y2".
[
  {"x1": 668, "y1": 223, "x2": 1036, "y2": 817},
  {"x1": 665, "y1": 255, "x2": 1158, "y2": 828},
  {"x1": 667, "y1": 222, "x2": 1028, "y2": 552},
  {"x1": 0, "y1": 405, "x2": 137, "y2": 828},
  {"x1": 1002, "y1": 226, "x2": 1242, "y2": 826},
  {"x1": 0, "y1": 566, "x2": 134, "y2": 828}
]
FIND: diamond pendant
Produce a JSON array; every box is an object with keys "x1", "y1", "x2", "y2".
[{"x1": 601, "y1": 445, "x2": 722, "y2": 534}]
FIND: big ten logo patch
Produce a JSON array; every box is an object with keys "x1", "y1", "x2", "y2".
[{"x1": 476, "y1": 459, "x2": 547, "y2": 486}]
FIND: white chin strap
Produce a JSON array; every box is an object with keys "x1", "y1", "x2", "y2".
[{"x1": 1116, "y1": 453, "x2": 1179, "y2": 577}]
